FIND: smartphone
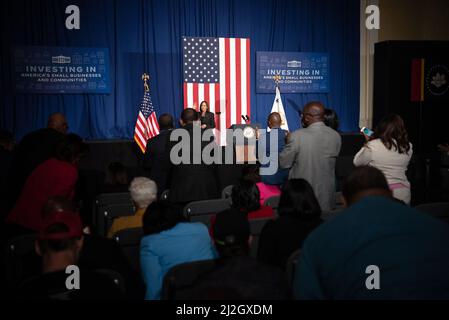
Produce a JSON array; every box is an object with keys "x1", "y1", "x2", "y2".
[{"x1": 360, "y1": 127, "x2": 374, "y2": 137}]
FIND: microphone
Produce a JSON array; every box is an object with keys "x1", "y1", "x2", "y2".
[{"x1": 241, "y1": 115, "x2": 247, "y2": 123}]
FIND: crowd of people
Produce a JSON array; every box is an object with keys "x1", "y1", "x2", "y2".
[{"x1": 2, "y1": 100, "x2": 449, "y2": 300}]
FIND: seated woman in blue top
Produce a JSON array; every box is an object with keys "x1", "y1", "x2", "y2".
[{"x1": 140, "y1": 201, "x2": 217, "y2": 300}]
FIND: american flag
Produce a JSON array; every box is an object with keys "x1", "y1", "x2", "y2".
[
  {"x1": 182, "y1": 37, "x2": 251, "y2": 144},
  {"x1": 134, "y1": 89, "x2": 159, "y2": 153}
]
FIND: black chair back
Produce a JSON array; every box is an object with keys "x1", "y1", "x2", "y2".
[
  {"x1": 221, "y1": 185, "x2": 233, "y2": 199},
  {"x1": 161, "y1": 259, "x2": 216, "y2": 300},
  {"x1": 183, "y1": 199, "x2": 232, "y2": 228},
  {"x1": 112, "y1": 227, "x2": 144, "y2": 272},
  {"x1": 160, "y1": 189, "x2": 170, "y2": 201}
]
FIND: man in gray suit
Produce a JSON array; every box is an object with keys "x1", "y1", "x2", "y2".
[{"x1": 279, "y1": 102, "x2": 341, "y2": 212}]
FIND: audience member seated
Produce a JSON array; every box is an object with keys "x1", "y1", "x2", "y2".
[
  {"x1": 5, "y1": 134, "x2": 88, "y2": 238},
  {"x1": 17, "y1": 210, "x2": 124, "y2": 299},
  {"x1": 140, "y1": 201, "x2": 217, "y2": 300},
  {"x1": 257, "y1": 112, "x2": 289, "y2": 186},
  {"x1": 354, "y1": 114, "x2": 413, "y2": 204},
  {"x1": 178, "y1": 210, "x2": 290, "y2": 299},
  {"x1": 230, "y1": 179, "x2": 274, "y2": 220},
  {"x1": 6, "y1": 113, "x2": 68, "y2": 213},
  {"x1": 209, "y1": 179, "x2": 275, "y2": 239},
  {"x1": 107, "y1": 177, "x2": 157, "y2": 238},
  {"x1": 168, "y1": 108, "x2": 218, "y2": 205},
  {"x1": 144, "y1": 113, "x2": 174, "y2": 197},
  {"x1": 101, "y1": 162, "x2": 129, "y2": 194},
  {"x1": 257, "y1": 179, "x2": 323, "y2": 269},
  {"x1": 294, "y1": 166, "x2": 449, "y2": 299},
  {"x1": 243, "y1": 165, "x2": 281, "y2": 206},
  {"x1": 18, "y1": 196, "x2": 144, "y2": 299}
]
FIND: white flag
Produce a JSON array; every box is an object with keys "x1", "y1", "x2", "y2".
[{"x1": 270, "y1": 86, "x2": 289, "y2": 131}]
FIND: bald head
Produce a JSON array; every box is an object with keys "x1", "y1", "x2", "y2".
[
  {"x1": 301, "y1": 101, "x2": 325, "y2": 127},
  {"x1": 268, "y1": 112, "x2": 282, "y2": 129},
  {"x1": 47, "y1": 113, "x2": 68, "y2": 134}
]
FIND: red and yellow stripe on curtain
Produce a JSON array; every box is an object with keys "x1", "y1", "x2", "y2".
[{"x1": 411, "y1": 58, "x2": 425, "y2": 102}]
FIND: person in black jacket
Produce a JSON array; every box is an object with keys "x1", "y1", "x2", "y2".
[
  {"x1": 198, "y1": 101, "x2": 215, "y2": 129},
  {"x1": 257, "y1": 179, "x2": 323, "y2": 269},
  {"x1": 144, "y1": 113, "x2": 174, "y2": 197},
  {"x1": 168, "y1": 108, "x2": 218, "y2": 205}
]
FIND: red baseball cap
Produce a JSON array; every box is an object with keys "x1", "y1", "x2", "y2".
[{"x1": 38, "y1": 211, "x2": 83, "y2": 240}]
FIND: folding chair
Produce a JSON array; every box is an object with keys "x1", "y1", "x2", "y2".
[
  {"x1": 161, "y1": 259, "x2": 217, "y2": 300},
  {"x1": 160, "y1": 189, "x2": 170, "y2": 201},
  {"x1": 183, "y1": 199, "x2": 232, "y2": 228},
  {"x1": 221, "y1": 185, "x2": 234, "y2": 199},
  {"x1": 112, "y1": 227, "x2": 144, "y2": 272},
  {"x1": 96, "y1": 203, "x2": 135, "y2": 237},
  {"x1": 93, "y1": 192, "x2": 133, "y2": 231}
]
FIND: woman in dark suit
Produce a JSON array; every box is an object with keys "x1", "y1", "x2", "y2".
[{"x1": 198, "y1": 101, "x2": 215, "y2": 129}]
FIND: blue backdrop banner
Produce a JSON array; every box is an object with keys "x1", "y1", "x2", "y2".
[
  {"x1": 256, "y1": 52, "x2": 329, "y2": 93},
  {"x1": 1, "y1": 0, "x2": 360, "y2": 140},
  {"x1": 13, "y1": 46, "x2": 110, "y2": 94}
]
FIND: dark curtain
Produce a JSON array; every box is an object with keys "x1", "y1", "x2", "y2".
[{"x1": 1, "y1": 0, "x2": 360, "y2": 140}]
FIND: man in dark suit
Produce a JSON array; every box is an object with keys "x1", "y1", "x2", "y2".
[
  {"x1": 168, "y1": 108, "x2": 218, "y2": 205},
  {"x1": 144, "y1": 113, "x2": 174, "y2": 197},
  {"x1": 5, "y1": 113, "x2": 68, "y2": 214}
]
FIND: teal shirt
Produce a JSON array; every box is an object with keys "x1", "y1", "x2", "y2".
[
  {"x1": 294, "y1": 196, "x2": 449, "y2": 299},
  {"x1": 140, "y1": 222, "x2": 217, "y2": 300}
]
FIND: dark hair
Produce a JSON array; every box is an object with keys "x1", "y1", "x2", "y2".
[
  {"x1": 278, "y1": 179, "x2": 321, "y2": 220},
  {"x1": 373, "y1": 114, "x2": 410, "y2": 154},
  {"x1": 324, "y1": 108, "x2": 339, "y2": 131},
  {"x1": 241, "y1": 164, "x2": 261, "y2": 183},
  {"x1": 55, "y1": 133, "x2": 89, "y2": 163},
  {"x1": 37, "y1": 223, "x2": 81, "y2": 254},
  {"x1": 142, "y1": 201, "x2": 186, "y2": 235},
  {"x1": 199, "y1": 101, "x2": 209, "y2": 112},
  {"x1": 215, "y1": 241, "x2": 249, "y2": 259},
  {"x1": 342, "y1": 166, "x2": 390, "y2": 206},
  {"x1": 158, "y1": 113, "x2": 174, "y2": 130},
  {"x1": 181, "y1": 108, "x2": 199, "y2": 124},
  {"x1": 231, "y1": 179, "x2": 260, "y2": 213},
  {"x1": 105, "y1": 162, "x2": 128, "y2": 186}
]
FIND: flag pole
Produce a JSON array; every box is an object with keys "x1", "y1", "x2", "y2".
[
  {"x1": 142, "y1": 73, "x2": 150, "y2": 92},
  {"x1": 274, "y1": 75, "x2": 281, "y2": 113}
]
